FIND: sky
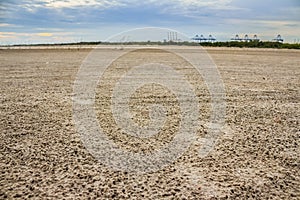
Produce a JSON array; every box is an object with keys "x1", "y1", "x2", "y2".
[{"x1": 0, "y1": 0, "x2": 300, "y2": 44}]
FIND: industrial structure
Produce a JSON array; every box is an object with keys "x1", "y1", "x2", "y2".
[
  {"x1": 190, "y1": 33, "x2": 286, "y2": 44},
  {"x1": 167, "y1": 32, "x2": 179, "y2": 42},
  {"x1": 273, "y1": 34, "x2": 284, "y2": 43},
  {"x1": 165, "y1": 32, "x2": 286, "y2": 44},
  {"x1": 230, "y1": 34, "x2": 260, "y2": 42},
  {"x1": 192, "y1": 34, "x2": 216, "y2": 43},
  {"x1": 229, "y1": 34, "x2": 285, "y2": 42}
]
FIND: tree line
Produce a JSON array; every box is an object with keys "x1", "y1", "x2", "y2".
[{"x1": 6, "y1": 41, "x2": 300, "y2": 49}]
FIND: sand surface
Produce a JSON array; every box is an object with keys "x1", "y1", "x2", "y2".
[{"x1": 0, "y1": 46, "x2": 299, "y2": 199}]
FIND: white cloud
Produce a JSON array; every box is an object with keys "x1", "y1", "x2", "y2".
[
  {"x1": 172, "y1": 0, "x2": 232, "y2": 8},
  {"x1": 0, "y1": 23, "x2": 23, "y2": 28},
  {"x1": 18, "y1": 0, "x2": 240, "y2": 20},
  {"x1": 31, "y1": 0, "x2": 234, "y2": 10},
  {"x1": 0, "y1": 23, "x2": 12, "y2": 27},
  {"x1": 0, "y1": 32, "x2": 33, "y2": 39},
  {"x1": 40, "y1": 0, "x2": 123, "y2": 9},
  {"x1": 18, "y1": 0, "x2": 123, "y2": 12},
  {"x1": 0, "y1": 31, "x2": 78, "y2": 44},
  {"x1": 0, "y1": 32, "x2": 16, "y2": 38}
]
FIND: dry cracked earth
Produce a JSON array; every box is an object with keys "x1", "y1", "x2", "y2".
[{"x1": 0, "y1": 46, "x2": 299, "y2": 199}]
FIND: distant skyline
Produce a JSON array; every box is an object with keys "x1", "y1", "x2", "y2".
[{"x1": 1, "y1": 0, "x2": 300, "y2": 44}]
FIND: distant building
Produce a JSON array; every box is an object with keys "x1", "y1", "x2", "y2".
[
  {"x1": 231, "y1": 34, "x2": 260, "y2": 42},
  {"x1": 167, "y1": 32, "x2": 178, "y2": 42},
  {"x1": 192, "y1": 34, "x2": 216, "y2": 43},
  {"x1": 273, "y1": 34, "x2": 284, "y2": 43}
]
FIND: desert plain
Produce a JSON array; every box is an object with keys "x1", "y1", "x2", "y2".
[{"x1": 0, "y1": 46, "x2": 299, "y2": 199}]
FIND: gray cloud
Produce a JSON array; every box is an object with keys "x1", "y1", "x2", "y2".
[{"x1": 1, "y1": 0, "x2": 299, "y2": 44}]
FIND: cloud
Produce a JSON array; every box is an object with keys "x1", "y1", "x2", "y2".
[
  {"x1": 37, "y1": 32, "x2": 53, "y2": 37},
  {"x1": 0, "y1": 32, "x2": 33, "y2": 39},
  {"x1": 26, "y1": 0, "x2": 235, "y2": 10},
  {"x1": 1, "y1": 0, "x2": 299, "y2": 44},
  {"x1": 0, "y1": 23, "x2": 23, "y2": 28},
  {"x1": 227, "y1": 19, "x2": 300, "y2": 27},
  {"x1": 0, "y1": 32, "x2": 17, "y2": 38},
  {"x1": 40, "y1": 0, "x2": 123, "y2": 9},
  {"x1": 22, "y1": 0, "x2": 124, "y2": 10},
  {"x1": 0, "y1": 23, "x2": 12, "y2": 27},
  {"x1": 166, "y1": 0, "x2": 234, "y2": 9},
  {"x1": 0, "y1": 30, "x2": 80, "y2": 44}
]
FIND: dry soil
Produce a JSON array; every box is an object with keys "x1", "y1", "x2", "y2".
[{"x1": 0, "y1": 46, "x2": 299, "y2": 199}]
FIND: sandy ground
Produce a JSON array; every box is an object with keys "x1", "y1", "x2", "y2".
[{"x1": 0, "y1": 46, "x2": 299, "y2": 199}]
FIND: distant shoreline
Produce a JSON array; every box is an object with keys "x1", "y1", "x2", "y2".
[
  {"x1": 1, "y1": 46, "x2": 299, "y2": 53},
  {"x1": 1, "y1": 41, "x2": 300, "y2": 50}
]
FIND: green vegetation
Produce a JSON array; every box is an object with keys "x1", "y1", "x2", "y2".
[
  {"x1": 3, "y1": 41, "x2": 300, "y2": 49},
  {"x1": 200, "y1": 41, "x2": 300, "y2": 49}
]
